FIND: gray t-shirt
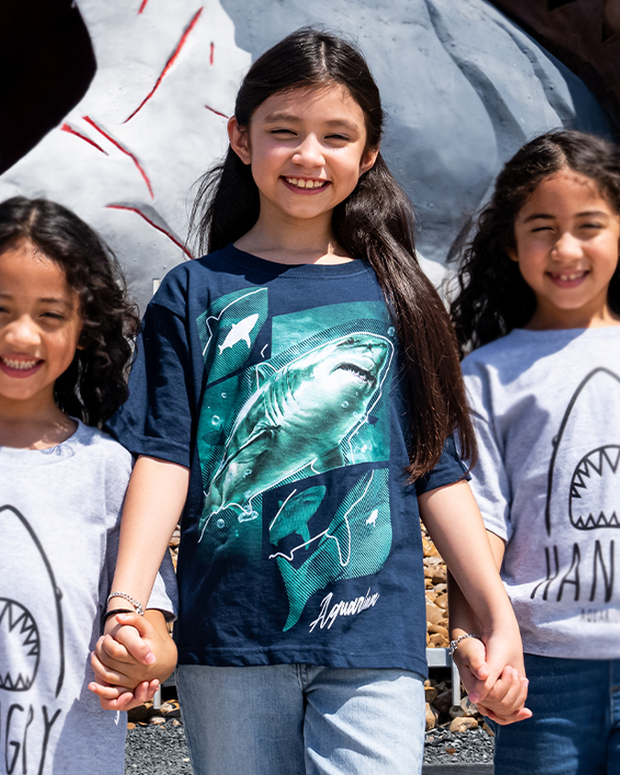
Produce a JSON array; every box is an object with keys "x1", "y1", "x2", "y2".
[
  {"x1": 0, "y1": 422, "x2": 177, "y2": 775},
  {"x1": 462, "y1": 327, "x2": 620, "y2": 659}
]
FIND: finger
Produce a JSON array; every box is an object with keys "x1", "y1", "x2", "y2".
[
  {"x1": 96, "y1": 633, "x2": 132, "y2": 664},
  {"x1": 112, "y1": 614, "x2": 157, "y2": 666},
  {"x1": 88, "y1": 681, "x2": 123, "y2": 700},
  {"x1": 90, "y1": 652, "x2": 133, "y2": 687}
]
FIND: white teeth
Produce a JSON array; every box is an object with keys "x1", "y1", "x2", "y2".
[
  {"x1": 1, "y1": 357, "x2": 38, "y2": 370},
  {"x1": 557, "y1": 272, "x2": 584, "y2": 281},
  {"x1": 285, "y1": 177, "x2": 326, "y2": 189}
]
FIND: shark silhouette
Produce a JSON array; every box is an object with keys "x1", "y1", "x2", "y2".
[
  {"x1": 199, "y1": 332, "x2": 392, "y2": 538},
  {"x1": 546, "y1": 368, "x2": 620, "y2": 535}
]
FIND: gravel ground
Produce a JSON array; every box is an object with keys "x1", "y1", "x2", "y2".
[{"x1": 125, "y1": 721, "x2": 494, "y2": 773}]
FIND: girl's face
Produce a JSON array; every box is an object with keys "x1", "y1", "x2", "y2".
[
  {"x1": 228, "y1": 83, "x2": 378, "y2": 236},
  {"x1": 0, "y1": 241, "x2": 82, "y2": 416},
  {"x1": 510, "y1": 170, "x2": 620, "y2": 329}
]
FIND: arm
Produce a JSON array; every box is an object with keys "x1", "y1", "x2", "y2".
[
  {"x1": 106, "y1": 455, "x2": 189, "y2": 630},
  {"x1": 419, "y1": 480, "x2": 530, "y2": 723},
  {"x1": 89, "y1": 610, "x2": 177, "y2": 711},
  {"x1": 447, "y1": 530, "x2": 531, "y2": 723}
]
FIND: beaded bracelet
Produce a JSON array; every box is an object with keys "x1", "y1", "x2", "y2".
[
  {"x1": 106, "y1": 591, "x2": 144, "y2": 616},
  {"x1": 449, "y1": 633, "x2": 481, "y2": 656}
]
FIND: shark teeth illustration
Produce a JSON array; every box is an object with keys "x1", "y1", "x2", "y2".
[
  {"x1": 0, "y1": 598, "x2": 40, "y2": 691},
  {"x1": 569, "y1": 445, "x2": 620, "y2": 530}
]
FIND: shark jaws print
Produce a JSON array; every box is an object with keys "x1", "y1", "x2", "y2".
[
  {"x1": 0, "y1": 506, "x2": 64, "y2": 774},
  {"x1": 546, "y1": 368, "x2": 620, "y2": 534},
  {"x1": 195, "y1": 292, "x2": 396, "y2": 632}
]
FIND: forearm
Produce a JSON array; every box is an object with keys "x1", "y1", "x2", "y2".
[
  {"x1": 419, "y1": 480, "x2": 512, "y2": 636},
  {"x1": 109, "y1": 456, "x2": 189, "y2": 614}
]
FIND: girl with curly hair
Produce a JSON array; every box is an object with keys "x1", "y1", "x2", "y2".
[
  {"x1": 450, "y1": 129, "x2": 620, "y2": 774},
  {"x1": 0, "y1": 196, "x2": 177, "y2": 775}
]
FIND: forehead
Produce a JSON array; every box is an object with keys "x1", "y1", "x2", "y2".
[
  {"x1": 252, "y1": 83, "x2": 365, "y2": 125},
  {"x1": 519, "y1": 170, "x2": 617, "y2": 217},
  {"x1": 0, "y1": 242, "x2": 75, "y2": 300}
]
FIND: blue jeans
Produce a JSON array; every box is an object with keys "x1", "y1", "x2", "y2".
[
  {"x1": 492, "y1": 655, "x2": 620, "y2": 775},
  {"x1": 176, "y1": 663, "x2": 425, "y2": 775}
]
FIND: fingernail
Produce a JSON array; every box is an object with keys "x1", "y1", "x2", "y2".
[{"x1": 145, "y1": 653, "x2": 156, "y2": 665}]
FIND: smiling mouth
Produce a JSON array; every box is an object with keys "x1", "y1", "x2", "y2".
[
  {"x1": 548, "y1": 271, "x2": 587, "y2": 282},
  {"x1": 570, "y1": 445, "x2": 620, "y2": 529},
  {"x1": 284, "y1": 177, "x2": 328, "y2": 190},
  {"x1": 0, "y1": 356, "x2": 41, "y2": 370}
]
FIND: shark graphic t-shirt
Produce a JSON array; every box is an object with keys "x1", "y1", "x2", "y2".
[
  {"x1": 0, "y1": 422, "x2": 177, "y2": 775},
  {"x1": 108, "y1": 245, "x2": 467, "y2": 675},
  {"x1": 462, "y1": 327, "x2": 620, "y2": 659}
]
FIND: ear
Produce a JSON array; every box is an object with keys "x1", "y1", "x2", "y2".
[
  {"x1": 359, "y1": 146, "x2": 379, "y2": 176},
  {"x1": 228, "y1": 116, "x2": 252, "y2": 165},
  {"x1": 507, "y1": 247, "x2": 519, "y2": 263}
]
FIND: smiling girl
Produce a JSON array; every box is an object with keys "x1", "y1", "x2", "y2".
[
  {"x1": 102, "y1": 28, "x2": 526, "y2": 775},
  {"x1": 0, "y1": 196, "x2": 177, "y2": 775},
  {"x1": 451, "y1": 129, "x2": 620, "y2": 774}
]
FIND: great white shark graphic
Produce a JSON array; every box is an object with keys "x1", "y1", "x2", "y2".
[
  {"x1": 546, "y1": 368, "x2": 620, "y2": 535},
  {"x1": 199, "y1": 332, "x2": 393, "y2": 539}
]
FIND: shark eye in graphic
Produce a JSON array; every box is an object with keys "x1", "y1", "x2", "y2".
[
  {"x1": 569, "y1": 445, "x2": 620, "y2": 530},
  {"x1": 0, "y1": 598, "x2": 41, "y2": 691}
]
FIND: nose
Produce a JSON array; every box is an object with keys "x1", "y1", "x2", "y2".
[
  {"x1": 6, "y1": 315, "x2": 41, "y2": 348},
  {"x1": 551, "y1": 231, "x2": 583, "y2": 261},
  {"x1": 292, "y1": 134, "x2": 324, "y2": 168}
]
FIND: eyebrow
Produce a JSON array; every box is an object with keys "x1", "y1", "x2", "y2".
[
  {"x1": 262, "y1": 112, "x2": 360, "y2": 131},
  {"x1": 0, "y1": 292, "x2": 72, "y2": 306},
  {"x1": 521, "y1": 210, "x2": 610, "y2": 223}
]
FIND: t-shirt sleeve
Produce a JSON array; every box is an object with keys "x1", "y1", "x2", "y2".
[
  {"x1": 107, "y1": 276, "x2": 194, "y2": 468},
  {"x1": 415, "y1": 434, "x2": 469, "y2": 495},
  {"x1": 462, "y1": 368, "x2": 513, "y2": 541}
]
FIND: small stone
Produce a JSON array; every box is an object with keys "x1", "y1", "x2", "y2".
[
  {"x1": 483, "y1": 721, "x2": 496, "y2": 737},
  {"x1": 434, "y1": 592, "x2": 448, "y2": 609},
  {"x1": 172, "y1": 719, "x2": 183, "y2": 727},
  {"x1": 427, "y1": 623, "x2": 449, "y2": 639},
  {"x1": 433, "y1": 687, "x2": 452, "y2": 714},
  {"x1": 428, "y1": 632, "x2": 448, "y2": 647},
  {"x1": 450, "y1": 716, "x2": 479, "y2": 732},
  {"x1": 425, "y1": 684, "x2": 438, "y2": 704},
  {"x1": 425, "y1": 702, "x2": 438, "y2": 730},
  {"x1": 426, "y1": 601, "x2": 444, "y2": 625},
  {"x1": 460, "y1": 696, "x2": 479, "y2": 717},
  {"x1": 449, "y1": 704, "x2": 465, "y2": 719},
  {"x1": 126, "y1": 722, "x2": 136, "y2": 730},
  {"x1": 149, "y1": 716, "x2": 167, "y2": 725},
  {"x1": 127, "y1": 702, "x2": 153, "y2": 723}
]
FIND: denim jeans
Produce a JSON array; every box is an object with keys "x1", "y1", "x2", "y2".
[
  {"x1": 176, "y1": 663, "x2": 425, "y2": 775},
  {"x1": 492, "y1": 655, "x2": 620, "y2": 775}
]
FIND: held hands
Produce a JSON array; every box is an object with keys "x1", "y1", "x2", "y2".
[
  {"x1": 88, "y1": 611, "x2": 176, "y2": 711},
  {"x1": 452, "y1": 633, "x2": 532, "y2": 725}
]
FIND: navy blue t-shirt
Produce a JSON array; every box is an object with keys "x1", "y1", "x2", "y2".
[{"x1": 108, "y1": 245, "x2": 466, "y2": 676}]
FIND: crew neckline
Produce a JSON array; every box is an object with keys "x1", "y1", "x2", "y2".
[
  {"x1": 221, "y1": 244, "x2": 370, "y2": 279},
  {"x1": 0, "y1": 419, "x2": 90, "y2": 464}
]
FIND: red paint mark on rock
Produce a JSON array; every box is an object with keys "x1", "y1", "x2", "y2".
[
  {"x1": 210, "y1": 42, "x2": 214, "y2": 65},
  {"x1": 107, "y1": 204, "x2": 195, "y2": 259},
  {"x1": 205, "y1": 105, "x2": 229, "y2": 119},
  {"x1": 138, "y1": 0, "x2": 149, "y2": 13},
  {"x1": 124, "y1": 7, "x2": 204, "y2": 123},
  {"x1": 60, "y1": 123, "x2": 108, "y2": 155},
  {"x1": 83, "y1": 116, "x2": 154, "y2": 198}
]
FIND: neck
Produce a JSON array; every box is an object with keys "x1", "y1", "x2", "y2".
[
  {"x1": 235, "y1": 208, "x2": 354, "y2": 265},
  {"x1": 0, "y1": 400, "x2": 78, "y2": 449},
  {"x1": 526, "y1": 299, "x2": 620, "y2": 331}
]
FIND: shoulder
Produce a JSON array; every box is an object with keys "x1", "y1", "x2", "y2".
[{"x1": 74, "y1": 423, "x2": 133, "y2": 477}]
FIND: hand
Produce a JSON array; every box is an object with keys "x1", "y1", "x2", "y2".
[
  {"x1": 454, "y1": 635, "x2": 531, "y2": 725},
  {"x1": 88, "y1": 677, "x2": 160, "y2": 711}
]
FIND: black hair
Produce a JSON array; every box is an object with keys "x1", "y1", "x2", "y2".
[
  {"x1": 0, "y1": 196, "x2": 140, "y2": 426},
  {"x1": 190, "y1": 27, "x2": 475, "y2": 478},
  {"x1": 450, "y1": 129, "x2": 620, "y2": 354}
]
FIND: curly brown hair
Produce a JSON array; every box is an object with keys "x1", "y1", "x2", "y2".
[
  {"x1": 450, "y1": 130, "x2": 620, "y2": 355},
  {"x1": 0, "y1": 197, "x2": 140, "y2": 426}
]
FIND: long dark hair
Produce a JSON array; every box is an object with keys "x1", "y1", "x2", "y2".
[
  {"x1": 0, "y1": 197, "x2": 140, "y2": 426},
  {"x1": 190, "y1": 27, "x2": 475, "y2": 477},
  {"x1": 450, "y1": 130, "x2": 620, "y2": 354}
]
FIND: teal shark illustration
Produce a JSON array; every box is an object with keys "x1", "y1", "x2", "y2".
[
  {"x1": 199, "y1": 333, "x2": 392, "y2": 539},
  {"x1": 269, "y1": 486, "x2": 327, "y2": 545},
  {"x1": 273, "y1": 469, "x2": 391, "y2": 630}
]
